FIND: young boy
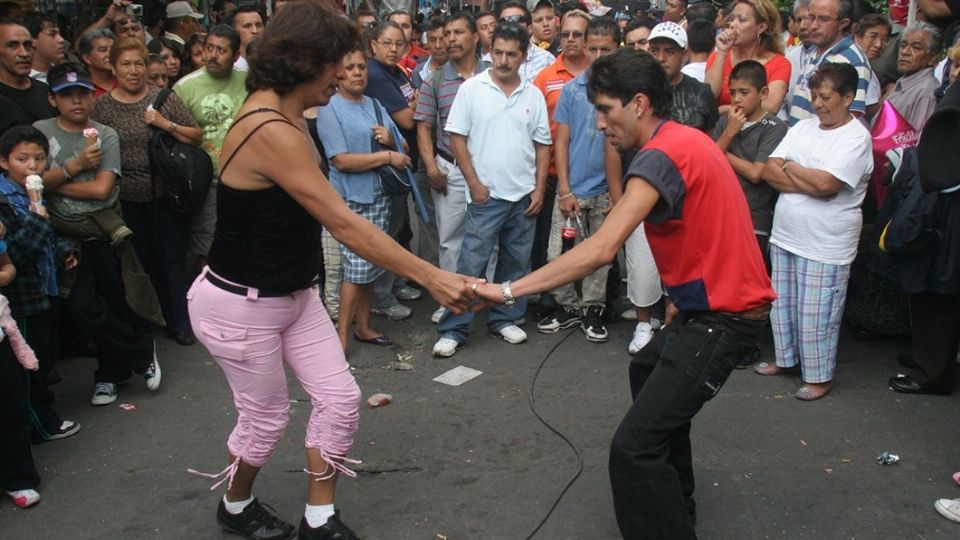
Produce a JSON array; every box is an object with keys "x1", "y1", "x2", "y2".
[
  {"x1": 713, "y1": 59, "x2": 788, "y2": 260},
  {"x1": 33, "y1": 63, "x2": 159, "y2": 407},
  {"x1": 0, "y1": 125, "x2": 79, "y2": 442}
]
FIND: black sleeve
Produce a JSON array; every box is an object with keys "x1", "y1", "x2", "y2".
[
  {"x1": 624, "y1": 148, "x2": 686, "y2": 223},
  {"x1": 946, "y1": 0, "x2": 960, "y2": 16}
]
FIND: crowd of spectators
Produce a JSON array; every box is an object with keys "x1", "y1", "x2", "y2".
[{"x1": 0, "y1": 0, "x2": 958, "y2": 531}]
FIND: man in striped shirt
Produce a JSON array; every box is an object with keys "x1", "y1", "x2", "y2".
[
  {"x1": 414, "y1": 13, "x2": 487, "y2": 323},
  {"x1": 788, "y1": 0, "x2": 870, "y2": 125}
]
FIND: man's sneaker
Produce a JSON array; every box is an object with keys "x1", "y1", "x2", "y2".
[
  {"x1": 91, "y1": 382, "x2": 118, "y2": 406},
  {"x1": 217, "y1": 497, "x2": 296, "y2": 540},
  {"x1": 45, "y1": 420, "x2": 81, "y2": 441},
  {"x1": 431, "y1": 306, "x2": 447, "y2": 324},
  {"x1": 370, "y1": 304, "x2": 413, "y2": 321},
  {"x1": 736, "y1": 344, "x2": 761, "y2": 369},
  {"x1": 620, "y1": 307, "x2": 638, "y2": 320},
  {"x1": 492, "y1": 324, "x2": 527, "y2": 344},
  {"x1": 6, "y1": 489, "x2": 40, "y2": 508},
  {"x1": 580, "y1": 306, "x2": 609, "y2": 343},
  {"x1": 393, "y1": 285, "x2": 422, "y2": 301},
  {"x1": 433, "y1": 337, "x2": 462, "y2": 357},
  {"x1": 536, "y1": 307, "x2": 581, "y2": 333},
  {"x1": 935, "y1": 498, "x2": 960, "y2": 523},
  {"x1": 628, "y1": 321, "x2": 654, "y2": 354},
  {"x1": 144, "y1": 347, "x2": 161, "y2": 391},
  {"x1": 298, "y1": 511, "x2": 360, "y2": 540}
]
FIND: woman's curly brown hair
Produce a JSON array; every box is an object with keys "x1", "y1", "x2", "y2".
[{"x1": 247, "y1": 0, "x2": 359, "y2": 95}]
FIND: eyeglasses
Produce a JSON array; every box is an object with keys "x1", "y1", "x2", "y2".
[
  {"x1": 375, "y1": 39, "x2": 407, "y2": 49},
  {"x1": 500, "y1": 15, "x2": 527, "y2": 24},
  {"x1": 560, "y1": 31, "x2": 584, "y2": 39},
  {"x1": 802, "y1": 15, "x2": 839, "y2": 24}
]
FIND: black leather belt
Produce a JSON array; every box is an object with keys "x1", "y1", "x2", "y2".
[
  {"x1": 206, "y1": 272, "x2": 293, "y2": 298},
  {"x1": 436, "y1": 149, "x2": 456, "y2": 166}
]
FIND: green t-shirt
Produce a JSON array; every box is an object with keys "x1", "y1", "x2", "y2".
[
  {"x1": 33, "y1": 118, "x2": 121, "y2": 221},
  {"x1": 173, "y1": 67, "x2": 248, "y2": 178}
]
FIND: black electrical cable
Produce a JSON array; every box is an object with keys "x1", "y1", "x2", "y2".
[{"x1": 523, "y1": 329, "x2": 584, "y2": 540}]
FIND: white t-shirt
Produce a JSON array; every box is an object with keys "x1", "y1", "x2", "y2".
[
  {"x1": 444, "y1": 68, "x2": 552, "y2": 203},
  {"x1": 768, "y1": 118, "x2": 873, "y2": 265},
  {"x1": 681, "y1": 61, "x2": 706, "y2": 83},
  {"x1": 234, "y1": 56, "x2": 249, "y2": 71}
]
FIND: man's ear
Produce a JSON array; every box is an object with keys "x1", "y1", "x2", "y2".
[{"x1": 47, "y1": 93, "x2": 57, "y2": 109}]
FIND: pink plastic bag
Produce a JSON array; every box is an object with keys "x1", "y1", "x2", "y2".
[{"x1": 870, "y1": 101, "x2": 920, "y2": 207}]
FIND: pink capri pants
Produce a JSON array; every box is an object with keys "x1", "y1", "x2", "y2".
[{"x1": 187, "y1": 268, "x2": 361, "y2": 478}]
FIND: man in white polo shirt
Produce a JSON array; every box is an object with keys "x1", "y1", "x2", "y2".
[{"x1": 433, "y1": 22, "x2": 551, "y2": 357}]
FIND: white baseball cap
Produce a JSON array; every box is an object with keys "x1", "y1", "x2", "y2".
[
  {"x1": 166, "y1": 1, "x2": 204, "y2": 19},
  {"x1": 648, "y1": 21, "x2": 687, "y2": 49}
]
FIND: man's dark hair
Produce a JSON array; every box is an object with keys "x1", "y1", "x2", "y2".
[
  {"x1": 446, "y1": 12, "x2": 477, "y2": 33},
  {"x1": 729, "y1": 58, "x2": 767, "y2": 89},
  {"x1": 624, "y1": 16, "x2": 656, "y2": 36},
  {"x1": 497, "y1": 1, "x2": 532, "y2": 24},
  {"x1": 687, "y1": 19, "x2": 715, "y2": 54},
  {"x1": 687, "y1": 1, "x2": 717, "y2": 23},
  {"x1": 0, "y1": 125, "x2": 49, "y2": 159},
  {"x1": 25, "y1": 15, "x2": 57, "y2": 38},
  {"x1": 588, "y1": 48, "x2": 671, "y2": 117},
  {"x1": 837, "y1": 0, "x2": 855, "y2": 23},
  {"x1": 208, "y1": 24, "x2": 241, "y2": 55},
  {"x1": 809, "y1": 61, "x2": 858, "y2": 96},
  {"x1": 587, "y1": 16, "x2": 621, "y2": 45},
  {"x1": 385, "y1": 9, "x2": 413, "y2": 23},
  {"x1": 557, "y1": 0, "x2": 583, "y2": 16},
  {"x1": 426, "y1": 15, "x2": 446, "y2": 33},
  {"x1": 227, "y1": 3, "x2": 261, "y2": 28},
  {"x1": 0, "y1": 1, "x2": 21, "y2": 19},
  {"x1": 247, "y1": 1, "x2": 358, "y2": 96},
  {"x1": 475, "y1": 10, "x2": 495, "y2": 21},
  {"x1": 77, "y1": 28, "x2": 116, "y2": 58},
  {"x1": 491, "y1": 21, "x2": 530, "y2": 53}
]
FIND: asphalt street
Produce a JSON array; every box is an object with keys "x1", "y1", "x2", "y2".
[{"x1": 2, "y1": 299, "x2": 959, "y2": 540}]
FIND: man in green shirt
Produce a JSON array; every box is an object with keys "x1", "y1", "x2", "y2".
[{"x1": 173, "y1": 25, "x2": 247, "y2": 270}]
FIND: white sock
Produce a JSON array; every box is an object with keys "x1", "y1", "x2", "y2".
[
  {"x1": 223, "y1": 494, "x2": 254, "y2": 515},
  {"x1": 303, "y1": 503, "x2": 336, "y2": 528}
]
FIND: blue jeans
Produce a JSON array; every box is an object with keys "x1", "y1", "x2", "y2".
[{"x1": 438, "y1": 195, "x2": 535, "y2": 343}]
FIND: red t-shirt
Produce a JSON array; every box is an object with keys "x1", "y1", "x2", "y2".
[
  {"x1": 706, "y1": 52, "x2": 791, "y2": 106},
  {"x1": 398, "y1": 44, "x2": 429, "y2": 77},
  {"x1": 625, "y1": 121, "x2": 775, "y2": 312}
]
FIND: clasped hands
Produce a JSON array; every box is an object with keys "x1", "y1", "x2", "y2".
[{"x1": 421, "y1": 270, "x2": 516, "y2": 314}]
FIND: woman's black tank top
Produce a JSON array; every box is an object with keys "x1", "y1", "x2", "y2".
[{"x1": 206, "y1": 109, "x2": 322, "y2": 293}]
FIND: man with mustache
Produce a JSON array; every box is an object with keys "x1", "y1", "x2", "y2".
[
  {"x1": 173, "y1": 25, "x2": 248, "y2": 274},
  {"x1": 0, "y1": 19, "x2": 56, "y2": 124},
  {"x1": 432, "y1": 22, "x2": 551, "y2": 357}
]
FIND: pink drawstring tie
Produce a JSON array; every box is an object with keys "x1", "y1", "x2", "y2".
[
  {"x1": 303, "y1": 449, "x2": 361, "y2": 481},
  {"x1": 188, "y1": 456, "x2": 241, "y2": 491}
]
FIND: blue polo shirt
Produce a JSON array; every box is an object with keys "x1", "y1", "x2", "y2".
[{"x1": 554, "y1": 71, "x2": 607, "y2": 198}]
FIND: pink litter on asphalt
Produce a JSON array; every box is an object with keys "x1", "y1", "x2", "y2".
[
  {"x1": 953, "y1": 471, "x2": 960, "y2": 485},
  {"x1": 367, "y1": 393, "x2": 392, "y2": 408},
  {"x1": 119, "y1": 403, "x2": 138, "y2": 411}
]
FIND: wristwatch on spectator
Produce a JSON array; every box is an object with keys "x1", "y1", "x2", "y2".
[{"x1": 501, "y1": 280, "x2": 516, "y2": 306}]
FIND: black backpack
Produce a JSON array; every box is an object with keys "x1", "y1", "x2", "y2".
[{"x1": 148, "y1": 89, "x2": 213, "y2": 214}]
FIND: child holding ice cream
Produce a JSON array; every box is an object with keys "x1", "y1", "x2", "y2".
[
  {"x1": 0, "y1": 125, "x2": 79, "y2": 445},
  {"x1": 33, "y1": 63, "x2": 159, "y2": 407}
]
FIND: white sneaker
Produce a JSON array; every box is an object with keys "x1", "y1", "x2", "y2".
[
  {"x1": 935, "y1": 498, "x2": 960, "y2": 523},
  {"x1": 493, "y1": 324, "x2": 527, "y2": 344},
  {"x1": 628, "y1": 322, "x2": 654, "y2": 355},
  {"x1": 620, "y1": 308, "x2": 637, "y2": 320},
  {"x1": 91, "y1": 382, "x2": 118, "y2": 406},
  {"x1": 431, "y1": 307, "x2": 446, "y2": 324},
  {"x1": 433, "y1": 337, "x2": 461, "y2": 357}
]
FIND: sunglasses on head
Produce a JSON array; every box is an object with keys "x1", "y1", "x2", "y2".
[{"x1": 499, "y1": 15, "x2": 526, "y2": 23}]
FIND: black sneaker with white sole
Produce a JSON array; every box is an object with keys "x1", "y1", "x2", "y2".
[
  {"x1": 217, "y1": 498, "x2": 296, "y2": 540},
  {"x1": 298, "y1": 511, "x2": 361, "y2": 539},
  {"x1": 580, "y1": 305, "x2": 609, "y2": 342},
  {"x1": 536, "y1": 307, "x2": 581, "y2": 333}
]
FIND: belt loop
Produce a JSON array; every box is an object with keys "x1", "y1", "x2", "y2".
[{"x1": 246, "y1": 287, "x2": 259, "y2": 301}]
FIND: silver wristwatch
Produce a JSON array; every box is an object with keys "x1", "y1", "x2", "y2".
[{"x1": 501, "y1": 280, "x2": 516, "y2": 306}]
